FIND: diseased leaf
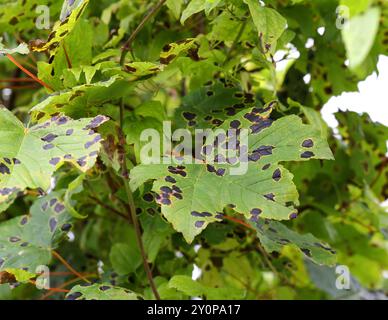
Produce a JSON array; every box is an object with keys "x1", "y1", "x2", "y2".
[
  {"x1": 0, "y1": 193, "x2": 72, "y2": 273},
  {"x1": 342, "y1": 7, "x2": 381, "y2": 69},
  {"x1": 0, "y1": 107, "x2": 108, "y2": 209},
  {"x1": 130, "y1": 108, "x2": 333, "y2": 243},
  {"x1": 160, "y1": 39, "x2": 197, "y2": 65},
  {"x1": 253, "y1": 220, "x2": 337, "y2": 266},
  {"x1": 29, "y1": 0, "x2": 89, "y2": 57},
  {"x1": 66, "y1": 283, "x2": 143, "y2": 300}
]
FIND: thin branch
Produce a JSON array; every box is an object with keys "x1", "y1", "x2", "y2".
[
  {"x1": 6, "y1": 54, "x2": 53, "y2": 91},
  {"x1": 224, "y1": 215, "x2": 255, "y2": 230},
  {"x1": 119, "y1": 99, "x2": 161, "y2": 300},
  {"x1": 120, "y1": 0, "x2": 167, "y2": 65},
  {"x1": 63, "y1": 43, "x2": 72, "y2": 69},
  {"x1": 52, "y1": 251, "x2": 91, "y2": 283}
]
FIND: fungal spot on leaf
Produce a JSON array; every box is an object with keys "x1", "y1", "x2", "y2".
[
  {"x1": 301, "y1": 248, "x2": 312, "y2": 257},
  {"x1": 230, "y1": 120, "x2": 241, "y2": 129},
  {"x1": 66, "y1": 129, "x2": 74, "y2": 136},
  {"x1": 61, "y1": 223, "x2": 72, "y2": 232},
  {"x1": 0, "y1": 163, "x2": 10, "y2": 175},
  {"x1": 302, "y1": 139, "x2": 314, "y2": 148},
  {"x1": 99, "y1": 286, "x2": 111, "y2": 291},
  {"x1": 264, "y1": 193, "x2": 275, "y2": 201},
  {"x1": 142, "y1": 193, "x2": 154, "y2": 202},
  {"x1": 41, "y1": 133, "x2": 58, "y2": 143},
  {"x1": 182, "y1": 112, "x2": 197, "y2": 120},
  {"x1": 54, "y1": 203, "x2": 65, "y2": 213},
  {"x1": 289, "y1": 212, "x2": 298, "y2": 219},
  {"x1": 49, "y1": 217, "x2": 57, "y2": 232},
  {"x1": 66, "y1": 292, "x2": 82, "y2": 300},
  {"x1": 301, "y1": 151, "x2": 315, "y2": 159},
  {"x1": 43, "y1": 144, "x2": 54, "y2": 150},
  {"x1": 49, "y1": 157, "x2": 60, "y2": 166},
  {"x1": 165, "y1": 176, "x2": 176, "y2": 183},
  {"x1": 195, "y1": 221, "x2": 205, "y2": 228},
  {"x1": 262, "y1": 164, "x2": 271, "y2": 170},
  {"x1": 272, "y1": 169, "x2": 281, "y2": 181}
]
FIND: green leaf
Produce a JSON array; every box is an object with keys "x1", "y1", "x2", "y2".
[
  {"x1": 169, "y1": 275, "x2": 245, "y2": 299},
  {"x1": 181, "y1": 0, "x2": 222, "y2": 24},
  {"x1": 0, "y1": 193, "x2": 72, "y2": 273},
  {"x1": 342, "y1": 7, "x2": 381, "y2": 69},
  {"x1": 64, "y1": 174, "x2": 86, "y2": 219},
  {"x1": 66, "y1": 283, "x2": 142, "y2": 300},
  {"x1": 253, "y1": 220, "x2": 337, "y2": 266},
  {"x1": 109, "y1": 243, "x2": 141, "y2": 275},
  {"x1": 0, "y1": 107, "x2": 108, "y2": 209},
  {"x1": 130, "y1": 109, "x2": 333, "y2": 242},
  {"x1": 244, "y1": 0, "x2": 287, "y2": 50},
  {"x1": 166, "y1": 0, "x2": 183, "y2": 20}
]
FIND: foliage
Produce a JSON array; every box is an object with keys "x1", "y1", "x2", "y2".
[{"x1": 0, "y1": 0, "x2": 387, "y2": 300}]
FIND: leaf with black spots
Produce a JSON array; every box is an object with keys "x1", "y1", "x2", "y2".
[
  {"x1": 160, "y1": 39, "x2": 197, "y2": 65},
  {"x1": 66, "y1": 283, "x2": 142, "y2": 300},
  {"x1": 253, "y1": 220, "x2": 337, "y2": 266},
  {"x1": 130, "y1": 107, "x2": 333, "y2": 242},
  {"x1": 0, "y1": 193, "x2": 72, "y2": 274},
  {"x1": 0, "y1": 107, "x2": 108, "y2": 210}
]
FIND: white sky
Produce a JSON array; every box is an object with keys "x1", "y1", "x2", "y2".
[{"x1": 322, "y1": 55, "x2": 388, "y2": 128}]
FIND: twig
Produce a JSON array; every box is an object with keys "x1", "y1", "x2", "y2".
[
  {"x1": 40, "y1": 273, "x2": 97, "y2": 300},
  {"x1": 119, "y1": 99, "x2": 161, "y2": 300},
  {"x1": 52, "y1": 251, "x2": 91, "y2": 283},
  {"x1": 6, "y1": 54, "x2": 53, "y2": 91},
  {"x1": 224, "y1": 215, "x2": 255, "y2": 230},
  {"x1": 120, "y1": 0, "x2": 167, "y2": 65},
  {"x1": 63, "y1": 43, "x2": 72, "y2": 69}
]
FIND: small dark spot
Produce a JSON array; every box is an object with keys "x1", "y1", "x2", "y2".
[
  {"x1": 66, "y1": 292, "x2": 82, "y2": 300},
  {"x1": 0, "y1": 163, "x2": 10, "y2": 175},
  {"x1": 301, "y1": 248, "x2": 312, "y2": 257},
  {"x1": 49, "y1": 217, "x2": 57, "y2": 232},
  {"x1": 41, "y1": 133, "x2": 58, "y2": 143},
  {"x1": 66, "y1": 129, "x2": 74, "y2": 136},
  {"x1": 195, "y1": 221, "x2": 205, "y2": 228},
  {"x1": 61, "y1": 223, "x2": 72, "y2": 232},
  {"x1": 49, "y1": 157, "x2": 60, "y2": 166},
  {"x1": 99, "y1": 286, "x2": 111, "y2": 291},
  {"x1": 54, "y1": 203, "x2": 65, "y2": 213},
  {"x1": 272, "y1": 169, "x2": 281, "y2": 181},
  {"x1": 250, "y1": 208, "x2": 262, "y2": 215},
  {"x1": 143, "y1": 193, "x2": 154, "y2": 202},
  {"x1": 230, "y1": 120, "x2": 241, "y2": 129},
  {"x1": 165, "y1": 176, "x2": 176, "y2": 183},
  {"x1": 302, "y1": 139, "x2": 314, "y2": 148},
  {"x1": 43, "y1": 144, "x2": 54, "y2": 150},
  {"x1": 264, "y1": 193, "x2": 275, "y2": 201},
  {"x1": 301, "y1": 151, "x2": 315, "y2": 159}
]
